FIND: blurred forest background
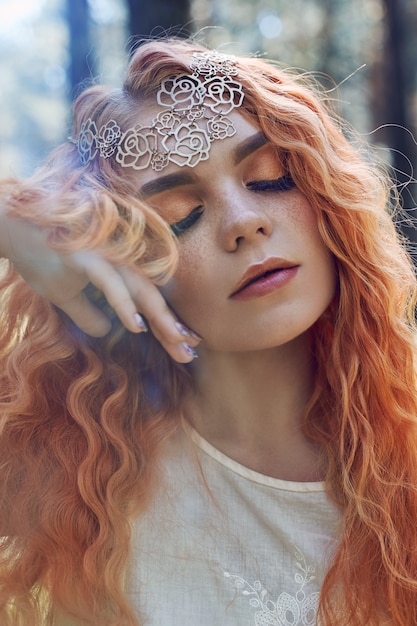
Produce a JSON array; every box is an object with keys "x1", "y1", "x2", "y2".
[{"x1": 0, "y1": 0, "x2": 416, "y2": 230}]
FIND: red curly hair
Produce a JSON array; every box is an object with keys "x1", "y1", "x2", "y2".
[{"x1": 0, "y1": 38, "x2": 416, "y2": 625}]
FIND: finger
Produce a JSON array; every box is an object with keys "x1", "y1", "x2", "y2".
[
  {"x1": 55, "y1": 291, "x2": 112, "y2": 337},
  {"x1": 68, "y1": 253, "x2": 201, "y2": 361},
  {"x1": 162, "y1": 339, "x2": 200, "y2": 363},
  {"x1": 119, "y1": 266, "x2": 201, "y2": 346},
  {"x1": 68, "y1": 251, "x2": 141, "y2": 334}
]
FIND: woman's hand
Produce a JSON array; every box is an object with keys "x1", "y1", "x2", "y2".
[{"x1": 0, "y1": 213, "x2": 200, "y2": 363}]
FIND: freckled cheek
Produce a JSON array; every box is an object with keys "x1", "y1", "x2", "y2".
[{"x1": 159, "y1": 242, "x2": 216, "y2": 319}]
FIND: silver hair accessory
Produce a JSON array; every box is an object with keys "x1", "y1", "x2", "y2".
[{"x1": 70, "y1": 51, "x2": 245, "y2": 171}]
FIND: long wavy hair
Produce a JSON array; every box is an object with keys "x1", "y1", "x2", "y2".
[{"x1": 0, "y1": 38, "x2": 416, "y2": 625}]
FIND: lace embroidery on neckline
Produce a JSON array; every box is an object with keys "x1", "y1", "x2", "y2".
[{"x1": 224, "y1": 544, "x2": 319, "y2": 625}]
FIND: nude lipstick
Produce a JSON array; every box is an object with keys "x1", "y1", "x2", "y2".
[{"x1": 230, "y1": 258, "x2": 298, "y2": 301}]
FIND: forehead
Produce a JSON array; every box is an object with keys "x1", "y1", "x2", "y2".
[{"x1": 130, "y1": 107, "x2": 264, "y2": 191}]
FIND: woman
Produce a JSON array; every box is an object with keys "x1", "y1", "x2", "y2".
[{"x1": 0, "y1": 38, "x2": 416, "y2": 626}]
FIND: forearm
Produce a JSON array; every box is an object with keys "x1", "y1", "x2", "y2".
[{"x1": 0, "y1": 201, "x2": 12, "y2": 259}]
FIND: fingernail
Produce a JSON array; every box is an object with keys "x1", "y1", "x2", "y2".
[
  {"x1": 175, "y1": 322, "x2": 190, "y2": 337},
  {"x1": 175, "y1": 323, "x2": 202, "y2": 342},
  {"x1": 134, "y1": 313, "x2": 148, "y2": 332},
  {"x1": 183, "y1": 343, "x2": 198, "y2": 359}
]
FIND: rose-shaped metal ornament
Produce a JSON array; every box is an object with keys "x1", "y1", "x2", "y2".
[
  {"x1": 162, "y1": 123, "x2": 211, "y2": 168},
  {"x1": 203, "y1": 76, "x2": 245, "y2": 115},
  {"x1": 207, "y1": 115, "x2": 236, "y2": 141},
  {"x1": 96, "y1": 120, "x2": 122, "y2": 158},
  {"x1": 71, "y1": 51, "x2": 245, "y2": 171},
  {"x1": 157, "y1": 75, "x2": 206, "y2": 111},
  {"x1": 77, "y1": 119, "x2": 99, "y2": 164},
  {"x1": 116, "y1": 126, "x2": 157, "y2": 170}
]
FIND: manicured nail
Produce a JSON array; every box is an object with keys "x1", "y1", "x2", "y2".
[
  {"x1": 175, "y1": 322, "x2": 202, "y2": 342},
  {"x1": 134, "y1": 313, "x2": 148, "y2": 332},
  {"x1": 175, "y1": 322, "x2": 191, "y2": 337},
  {"x1": 183, "y1": 343, "x2": 198, "y2": 359}
]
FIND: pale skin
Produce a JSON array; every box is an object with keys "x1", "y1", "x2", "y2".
[
  {"x1": 0, "y1": 111, "x2": 337, "y2": 481},
  {"x1": 0, "y1": 206, "x2": 201, "y2": 363},
  {"x1": 140, "y1": 110, "x2": 336, "y2": 480}
]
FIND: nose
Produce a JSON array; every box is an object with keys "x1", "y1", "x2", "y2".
[{"x1": 217, "y1": 189, "x2": 273, "y2": 252}]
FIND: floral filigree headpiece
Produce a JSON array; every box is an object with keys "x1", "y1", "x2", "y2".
[{"x1": 70, "y1": 51, "x2": 245, "y2": 171}]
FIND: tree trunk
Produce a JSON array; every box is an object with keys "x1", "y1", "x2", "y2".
[
  {"x1": 380, "y1": 0, "x2": 417, "y2": 224},
  {"x1": 66, "y1": 0, "x2": 95, "y2": 97},
  {"x1": 126, "y1": 0, "x2": 192, "y2": 50}
]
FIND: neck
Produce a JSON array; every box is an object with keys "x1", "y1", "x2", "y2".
[{"x1": 184, "y1": 333, "x2": 324, "y2": 481}]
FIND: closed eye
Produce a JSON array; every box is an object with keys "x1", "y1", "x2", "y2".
[
  {"x1": 246, "y1": 173, "x2": 296, "y2": 192},
  {"x1": 170, "y1": 206, "x2": 204, "y2": 237}
]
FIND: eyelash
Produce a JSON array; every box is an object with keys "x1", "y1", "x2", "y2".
[
  {"x1": 170, "y1": 174, "x2": 296, "y2": 237},
  {"x1": 170, "y1": 206, "x2": 204, "y2": 237},
  {"x1": 246, "y1": 173, "x2": 296, "y2": 192}
]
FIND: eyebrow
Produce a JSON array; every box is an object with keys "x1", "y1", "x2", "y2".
[
  {"x1": 233, "y1": 131, "x2": 268, "y2": 165},
  {"x1": 139, "y1": 131, "x2": 269, "y2": 197},
  {"x1": 140, "y1": 171, "x2": 197, "y2": 198}
]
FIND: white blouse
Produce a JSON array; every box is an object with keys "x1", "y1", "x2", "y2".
[{"x1": 128, "y1": 426, "x2": 341, "y2": 625}]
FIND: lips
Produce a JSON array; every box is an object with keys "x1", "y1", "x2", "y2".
[{"x1": 230, "y1": 258, "x2": 298, "y2": 298}]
